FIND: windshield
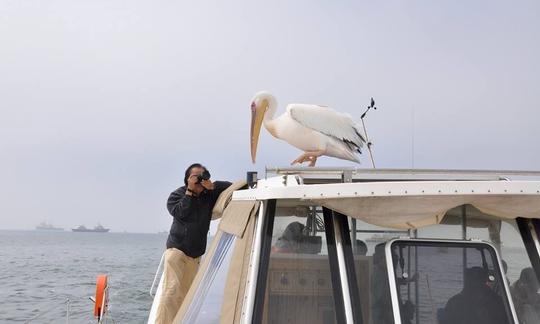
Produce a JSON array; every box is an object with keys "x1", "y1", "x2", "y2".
[{"x1": 388, "y1": 240, "x2": 515, "y2": 324}]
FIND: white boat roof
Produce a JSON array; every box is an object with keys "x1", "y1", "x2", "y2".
[
  {"x1": 232, "y1": 168, "x2": 540, "y2": 229},
  {"x1": 265, "y1": 167, "x2": 540, "y2": 182},
  {"x1": 234, "y1": 167, "x2": 540, "y2": 200}
]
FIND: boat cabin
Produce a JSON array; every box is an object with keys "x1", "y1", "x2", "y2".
[{"x1": 150, "y1": 168, "x2": 540, "y2": 324}]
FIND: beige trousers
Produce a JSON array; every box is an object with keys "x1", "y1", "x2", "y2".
[{"x1": 155, "y1": 248, "x2": 200, "y2": 324}]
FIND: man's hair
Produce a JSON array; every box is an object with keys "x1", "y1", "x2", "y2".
[{"x1": 184, "y1": 163, "x2": 206, "y2": 186}]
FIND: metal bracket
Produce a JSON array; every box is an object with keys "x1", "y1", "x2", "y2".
[{"x1": 342, "y1": 170, "x2": 353, "y2": 183}]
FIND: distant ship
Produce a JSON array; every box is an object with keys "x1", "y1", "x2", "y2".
[
  {"x1": 72, "y1": 224, "x2": 110, "y2": 233},
  {"x1": 36, "y1": 222, "x2": 64, "y2": 231},
  {"x1": 365, "y1": 233, "x2": 395, "y2": 243}
]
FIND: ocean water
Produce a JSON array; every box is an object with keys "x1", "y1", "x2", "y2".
[
  {"x1": 1, "y1": 230, "x2": 534, "y2": 324},
  {"x1": 0, "y1": 230, "x2": 171, "y2": 323}
]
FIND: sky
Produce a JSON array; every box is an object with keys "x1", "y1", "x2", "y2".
[{"x1": 1, "y1": 0, "x2": 539, "y2": 232}]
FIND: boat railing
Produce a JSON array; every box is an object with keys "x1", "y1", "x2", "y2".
[
  {"x1": 265, "y1": 166, "x2": 540, "y2": 183},
  {"x1": 149, "y1": 251, "x2": 166, "y2": 297}
]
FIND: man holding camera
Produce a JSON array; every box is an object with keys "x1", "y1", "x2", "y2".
[{"x1": 156, "y1": 163, "x2": 231, "y2": 324}]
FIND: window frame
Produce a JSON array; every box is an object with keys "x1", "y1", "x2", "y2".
[
  {"x1": 331, "y1": 211, "x2": 364, "y2": 324},
  {"x1": 251, "y1": 199, "x2": 276, "y2": 324},
  {"x1": 250, "y1": 201, "x2": 355, "y2": 324},
  {"x1": 385, "y1": 238, "x2": 519, "y2": 324},
  {"x1": 516, "y1": 217, "x2": 540, "y2": 285}
]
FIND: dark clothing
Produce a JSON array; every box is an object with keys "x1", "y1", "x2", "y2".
[
  {"x1": 511, "y1": 268, "x2": 540, "y2": 324},
  {"x1": 166, "y1": 181, "x2": 231, "y2": 258},
  {"x1": 442, "y1": 285, "x2": 509, "y2": 324}
]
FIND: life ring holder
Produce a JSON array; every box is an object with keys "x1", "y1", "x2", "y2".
[{"x1": 94, "y1": 274, "x2": 109, "y2": 321}]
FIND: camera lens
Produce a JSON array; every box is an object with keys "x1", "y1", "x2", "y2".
[{"x1": 197, "y1": 170, "x2": 211, "y2": 183}]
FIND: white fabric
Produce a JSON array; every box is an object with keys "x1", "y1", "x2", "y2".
[
  {"x1": 218, "y1": 201, "x2": 259, "y2": 238},
  {"x1": 212, "y1": 180, "x2": 247, "y2": 220},
  {"x1": 313, "y1": 195, "x2": 540, "y2": 229}
]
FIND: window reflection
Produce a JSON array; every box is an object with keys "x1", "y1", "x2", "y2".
[
  {"x1": 409, "y1": 204, "x2": 540, "y2": 324},
  {"x1": 371, "y1": 243, "x2": 395, "y2": 324},
  {"x1": 511, "y1": 267, "x2": 540, "y2": 323},
  {"x1": 390, "y1": 242, "x2": 513, "y2": 324},
  {"x1": 470, "y1": 219, "x2": 539, "y2": 324},
  {"x1": 263, "y1": 206, "x2": 336, "y2": 324},
  {"x1": 347, "y1": 219, "x2": 400, "y2": 324},
  {"x1": 346, "y1": 205, "x2": 540, "y2": 324},
  {"x1": 183, "y1": 232, "x2": 235, "y2": 324}
]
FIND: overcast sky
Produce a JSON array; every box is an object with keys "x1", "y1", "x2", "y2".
[{"x1": 1, "y1": 0, "x2": 539, "y2": 232}]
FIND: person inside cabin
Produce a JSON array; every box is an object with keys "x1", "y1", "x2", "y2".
[
  {"x1": 441, "y1": 266, "x2": 509, "y2": 324},
  {"x1": 354, "y1": 239, "x2": 368, "y2": 255},
  {"x1": 511, "y1": 267, "x2": 540, "y2": 324},
  {"x1": 156, "y1": 163, "x2": 231, "y2": 324},
  {"x1": 272, "y1": 221, "x2": 305, "y2": 253}
]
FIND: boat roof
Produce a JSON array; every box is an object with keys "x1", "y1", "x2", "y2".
[
  {"x1": 234, "y1": 167, "x2": 540, "y2": 200},
  {"x1": 265, "y1": 167, "x2": 540, "y2": 182},
  {"x1": 232, "y1": 168, "x2": 540, "y2": 229}
]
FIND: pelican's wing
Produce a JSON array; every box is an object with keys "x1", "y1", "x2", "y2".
[{"x1": 287, "y1": 103, "x2": 366, "y2": 152}]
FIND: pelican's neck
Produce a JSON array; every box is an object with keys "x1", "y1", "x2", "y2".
[
  {"x1": 260, "y1": 93, "x2": 277, "y2": 121},
  {"x1": 261, "y1": 93, "x2": 279, "y2": 137}
]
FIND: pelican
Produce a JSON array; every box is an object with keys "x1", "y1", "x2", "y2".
[{"x1": 250, "y1": 91, "x2": 366, "y2": 166}]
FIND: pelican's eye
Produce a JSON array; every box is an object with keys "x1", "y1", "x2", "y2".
[{"x1": 251, "y1": 102, "x2": 256, "y2": 111}]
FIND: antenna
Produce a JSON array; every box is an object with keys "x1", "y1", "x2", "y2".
[
  {"x1": 360, "y1": 97, "x2": 377, "y2": 168},
  {"x1": 411, "y1": 106, "x2": 415, "y2": 169}
]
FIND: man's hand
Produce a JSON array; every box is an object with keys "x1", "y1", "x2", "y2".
[
  {"x1": 187, "y1": 173, "x2": 203, "y2": 196},
  {"x1": 187, "y1": 174, "x2": 200, "y2": 191},
  {"x1": 201, "y1": 179, "x2": 214, "y2": 191}
]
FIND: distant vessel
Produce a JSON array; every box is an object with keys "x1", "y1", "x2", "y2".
[
  {"x1": 72, "y1": 224, "x2": 110, "y2": 233},
  {"x1": 35, "y1": 222, "x2": 64, "y2": 231},
  {"x1": 365, "y1": 233, "x2": 395, "y2": 243}
]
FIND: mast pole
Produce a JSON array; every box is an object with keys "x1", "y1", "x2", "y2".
[{"x1": 360, "y1": 97, "x2": 377, "y2": 169}]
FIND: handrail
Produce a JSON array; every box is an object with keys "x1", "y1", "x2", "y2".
[
  {"x1": 265, "y1": 167, "x2": 540, "y2": 182},
  {"x1": 266, "y1": 166, "x2": 540, "y2": 175},
  {"x1": 149, "y1": 251, "x2": 166, "y2": 297}
]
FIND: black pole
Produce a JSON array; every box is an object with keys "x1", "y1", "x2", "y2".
[
  {"x1": 322, "y1": 207, "x2": 347, "y2": 324},
  {"x1": 252, "y1": 200, "x2": 276, "y2": 324}
]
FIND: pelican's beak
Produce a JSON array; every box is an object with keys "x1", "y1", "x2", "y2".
[{"x1": 250, "y1": 99, "x2": 268, "y2": 163}]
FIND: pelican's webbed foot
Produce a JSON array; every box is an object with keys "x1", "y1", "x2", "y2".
[{"x1": 291, "y1": 150, "x2": 325, "y2": 167}]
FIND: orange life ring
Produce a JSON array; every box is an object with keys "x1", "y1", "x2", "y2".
[{"x1": 94, "y1": 274, "x2": 108, "y2": 318}]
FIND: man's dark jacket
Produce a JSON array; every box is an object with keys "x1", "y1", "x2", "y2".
[{"x1": 166, "y1": 181, "x2": 231, "y2": 258}]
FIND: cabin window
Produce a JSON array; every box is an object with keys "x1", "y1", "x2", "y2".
[
  {"x1": 388, "y1": 240, "x2": 515, "y2": 324},
  {"x1": 347, "y1": 218, "x2": 404, "y2": 324},
  {"x1": 411, "y1": 204, "x2": 540, "y2": 323},
  {"x1": 467, "y1": 219, "x2": 539, "y2": 324},
  {"x1": 261, "y1": 204, "x2": 337, "y2": 324},
  {"x1": 422, "y1": 204, "x2": 539, "y2": 323},
  {"x1": 182, "y1": 232, "x2": 236, "y2": 323}
]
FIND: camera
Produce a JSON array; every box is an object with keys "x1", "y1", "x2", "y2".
[{"x1": 197, "y1": 170, "x2": 211, "y2": 183}]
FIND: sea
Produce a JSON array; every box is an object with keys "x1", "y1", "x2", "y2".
[
  {"x1": 0, "y1": 229, "x2": 533, "y2": 323},
  {"x1": 0, "y1": 230, "x2": 178, "y2": 323}
]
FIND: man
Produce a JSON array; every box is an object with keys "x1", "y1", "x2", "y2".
[
  {"x1": 511, "y1": 267, "x2": 540, "y2": 323},
  {"x1": 441, "y1": 266, "x2": 509, "y2": 324},
  {"x1": 155, "y1": 163, "x2": 231, "y2": 324}
]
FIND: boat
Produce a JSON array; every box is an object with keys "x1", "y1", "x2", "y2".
[
  {"x1": 72, "y1": 224, "x2": 110, "y2": 233},
  {"x1": 144, "y1": 168, "x2": 540, "y2": 324},
  {"x1": 35, "y1": 222, "x2": 64, "y2": 231},
  {"x1": 365, "y1": 233, "x2": 398, "y2": 243}
]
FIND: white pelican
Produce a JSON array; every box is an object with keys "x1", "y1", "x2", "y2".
[{"x1": 250, "y1": 91, "x2": 366, "y2": 166}]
